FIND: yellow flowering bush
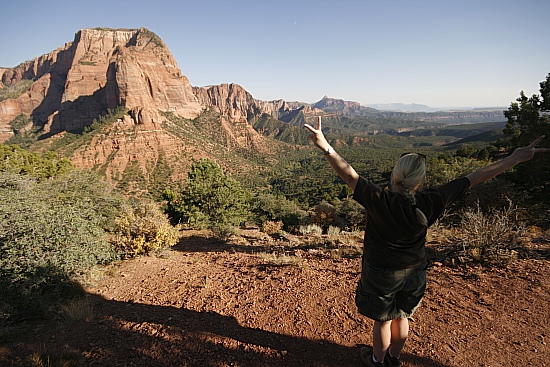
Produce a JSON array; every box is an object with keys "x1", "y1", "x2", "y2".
[{"x1": 111, "y1": 199, "x2": 180, "y2": 258}]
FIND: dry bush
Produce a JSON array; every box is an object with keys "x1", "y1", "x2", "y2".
[
  {"x1": 299, "y1": 224, "x2": 323, "y2": 235},
  {"x1": 330, "y1": 245, "x2": 363, "y2": 259},
  {"x1": 335, "y1": 230, "x2": 364, "y2": 245},
  {"x1": 110, "y1": 200, "x2": 180, "y2": 258},
  {"x1": 451, "y1": 201, "x2": 525, "y2": 265},
  {"x1": 327, "y1": 225, "x2": 341, "y2": 239},
  {"x1": 257, "y1": 252, "x2": 303, "y2": 266},
  {"x1": 262, "y1": 220, "x2": 283, "y2": 235},
  {"x1": 27, "y1": 349, "x2": 82, "y2": 367},
  {"x1": 309, "y1": 201, "x2": 337, "y2": 231},
  {"x1": 59, "y1": 297, "x2": 94, "y2": 323}
]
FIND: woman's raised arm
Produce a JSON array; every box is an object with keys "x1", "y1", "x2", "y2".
[{"x1": 304, "y1": 116, "x2": 360, "y2": 191}]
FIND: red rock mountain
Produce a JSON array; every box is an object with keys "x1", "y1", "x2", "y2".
[
  {"x1": 0, "y1": 27, "x2": 201, "y2": 142},
  {"x1": 0, "y1": 28, "x2": 297, "y2": 194}
]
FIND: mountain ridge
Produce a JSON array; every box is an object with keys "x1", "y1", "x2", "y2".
[{"x1": 0, "y1": 27, "x2": 507, "y2": 195}]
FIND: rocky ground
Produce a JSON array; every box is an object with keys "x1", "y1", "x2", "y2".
[{"x1": 1, "y1": 228, "x2": 549, "y2": 367}]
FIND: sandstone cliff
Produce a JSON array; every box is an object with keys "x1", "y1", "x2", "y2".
[
  {"x1": 192, "y1": 83, "x2": 324, "y2": 127},
  {"x1": 0, "y1": 27, "x2": 201, "y2": 141}
]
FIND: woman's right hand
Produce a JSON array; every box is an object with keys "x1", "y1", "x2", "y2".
[{"x1": 510, "y1": 135, "x2": 550, "y2": 163}]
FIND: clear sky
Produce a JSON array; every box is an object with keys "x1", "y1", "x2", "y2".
[{"x1": 1, "y1": 0, "x2": 548, "y2": 108}]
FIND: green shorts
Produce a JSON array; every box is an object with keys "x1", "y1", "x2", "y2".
[{"x1": 355, "y1": 261, "x2": 428, "y2": 322}]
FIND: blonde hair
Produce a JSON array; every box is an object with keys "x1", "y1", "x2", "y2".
[{"x1": 391, "y1": 154, "x2": 428, "y2": 226}]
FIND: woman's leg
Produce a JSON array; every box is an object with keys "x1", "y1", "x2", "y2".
[
  {"x1": 372, "y1": 320, "x2": 392, "y2": 362},
  {"x1": 389, "y1": 317, "x2": 409, "y2": 358}
]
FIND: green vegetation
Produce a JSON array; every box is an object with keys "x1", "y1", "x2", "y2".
[
  {"x1": 502, "y1": 73, "x2": 550, "y2": 210},
  {"x1": 0, "y1": 171, "x2": 119, "y2": 321},
  {"x1": 110, "y1": 199, "x2": 180, "y2": 258},
  {"x1": 250, "y1": 193, "x2": 307, "y2": 231},
  {"x1": 163, "y1": 159, "x2": 250, "y2": 236},
  {"x1": 118, "y1": 160, "x2": 148, "y2": 196},
  {"x1": 1, "y1": 70, "x2": 548, "y2": 329},
  {"x1": 1, "y1": 144, "x2": 74, "y2": 179},
  {"x1": 9, "y1": 114, "x2": 32, "y2": 132},
  {"x1": 39, "y1": 106, "x2": 127, "y2": 156},
  {"x1": 0, "y1": 79, "x2": 33, "y2": 102},
  {"x1": 139, "y1": 28, "x2": 164, "y2": 48},
  {"x1": 0, "y1": 149, "x2": 177, "y2": 323},
  {"x1": 6, "y1": 106, "x2": 129, "y2": 152}
]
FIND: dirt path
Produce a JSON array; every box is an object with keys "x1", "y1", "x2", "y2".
[{"x1": 2, "y1": 229, "x2": 549, "y2": 366}]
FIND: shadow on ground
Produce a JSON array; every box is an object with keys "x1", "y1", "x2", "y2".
[{"x1": 2, "y1": 293, "x2": 453, "y2": 367}]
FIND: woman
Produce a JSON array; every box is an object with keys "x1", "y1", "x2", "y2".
[{"x1": 304, "y1": 116, "x2": 548, "y2": 367}]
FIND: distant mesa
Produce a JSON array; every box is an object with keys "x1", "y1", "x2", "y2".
[{"x1": 365, "y1": 103, "x2": 441, "y2": 113}]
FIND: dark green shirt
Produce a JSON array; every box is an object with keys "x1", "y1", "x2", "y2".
[{"x1": 353, "y1": 176, "x2": 470, "y2": 269}]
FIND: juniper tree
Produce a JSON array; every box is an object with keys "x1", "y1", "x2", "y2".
[{"x1": 167, "y1": 159, "x2": 250, "y2": 232}]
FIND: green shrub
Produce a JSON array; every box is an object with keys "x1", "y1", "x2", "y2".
[
  {"x1": 164, "y1": 159, "x2": 250, "y2": 230},
  {"x1": 0, "y1": 172, "x2": 118, "y2": 321},
  {"x1": 8, "y1": 114, "x2": 32, "y2": 132},
  {"x1": 333, "y1": 197, "x2": 365, "y2": 230},
  {"x1": 0, "y1": 143, "x2": 74, "y2": 179},
  {"x1": 110, "y1": 199, "x2": 180, "y2": 258},
  {"x1": 427, "y1": 156, "x2": 488, "y2": 188},
  {"x1": 0, "y1": 79, "x2": 33, "y2": 102},
  {"x1": 250, "y1": 193, "x2": 307, "y2": 231},
  {"x1": 42, "y1": 170, "x2": 126, "y2": 232}
]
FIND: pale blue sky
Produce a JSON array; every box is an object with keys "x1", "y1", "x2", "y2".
[{"x1": 1, "y1": 0, "x2": 548, "y2": 108}]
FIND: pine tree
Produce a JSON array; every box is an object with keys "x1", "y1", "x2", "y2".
[{"x1": 502, "y1": 73, "x2": 550, "y2": 208}]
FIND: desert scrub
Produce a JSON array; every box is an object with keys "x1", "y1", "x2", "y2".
[
  {"x1": 59, "y1": 297, "x2": 95, "y2": 323},
  {"x1": 26, "y1": 349, "x2": 83, "y2": 367},
  {"x1": 330, "y1": 245, "x2": 363, "y2": 259},
  {"x1": 0, "y1": 172, "x2": 119, "y2": 321},
  {"x1": 451, "y1": 201, "x2": 525, "y2": 266},
  {"x1": 250, "y1": 193, "x2": 307, "y2": 231},
  {"x1": 8, "y1": 114, "x2": 32, "y2": 132},
  {"x1": 262, "y1": 220, "x2": 283, "y2": 235},
  {"x1": 110, "y1": 199, "x2": 180, "y2": 258},
  {"x1": 299, "y1": 224, "x2": 323, "y2": 235},
  {"x1": 79, "y1": 60, "x2": 96, "y2": 66},
  {"x1": 309, "y1": 201, "x2": 337, "y2": 231},
  {"x1": 327, "y1": 225, "x2": 341, "y2": 238},
  {"x1": 257, "y1": 252, "x2": 302, "y2": 266}
]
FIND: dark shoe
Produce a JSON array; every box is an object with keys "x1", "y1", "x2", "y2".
[
  {"x1": 360, "y1": 346, "x2": 386, "y2": 367},
  {"x1": 385, "y1": 352, "x2": 402, "y2": 367}
]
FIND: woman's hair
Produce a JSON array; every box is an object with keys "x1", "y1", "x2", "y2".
[{"x1": 391, "y1": 153, "x2": 428, "y2": 226}]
